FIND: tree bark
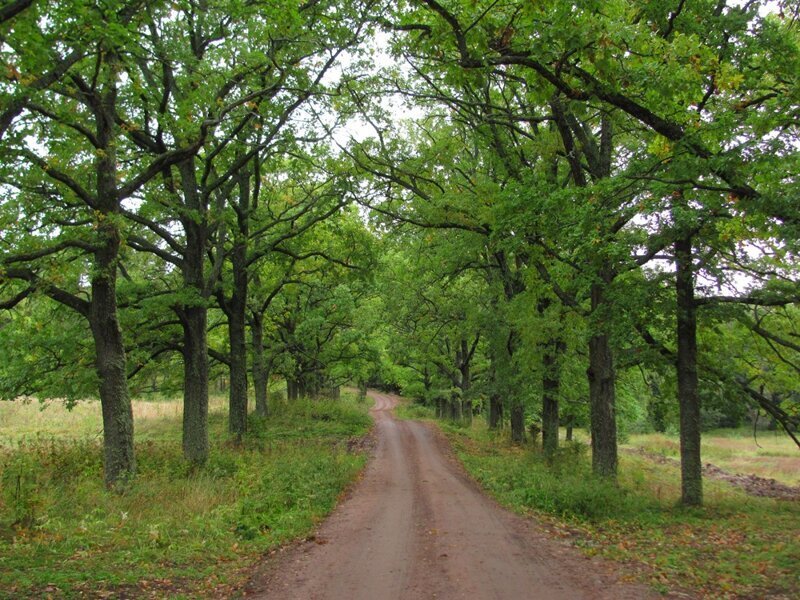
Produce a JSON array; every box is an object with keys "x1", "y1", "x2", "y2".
[
  {"x1": 180, "y1": 304, "x2": 209, "y2": 466},
  {"x1": 588, "y1": 274, "x2": 618, "y2": 477},
  {"x1": 448, "y1": 395, "x2": 462, "y2": 421},
  {"x1": 287, "y1": 378, "x2": 299, "y2": 401},
  {"x1": 225, "y1": 237, "x2": 248, "y2": 438},
  {"x1": 541, "y1": 340, "x2": 564, "y2": 459},
  {"x1": 177, "y1": 158, "x2": 210, "y2": 466},
  {"x1": 510, "y1": 403, "x2": 526, "y2": 444},
  {"x1": 251, "y1": 313, "x2": 269, "y2": 417},
  {"x1": 488, "y1": 393, "x2": 503, "y2": 429},
  {"x1": 459, "y1": 338, "x2": 472, "y2": 424},
  {"x1": 90, "y1": 221, "x2": 135, "y2": 489},
  {"x1": 227, "y1": 296, "x2": 248, "y2": 439},
  {"x1": 675, "y1": 233, "x2": 702, "y2": 506},
  {"x1": 226, "y1": 172, "x2": 250, "y2": 437},
  {"x1": 92, "y1": 71, "x2": 135, "y2": 489},
  {"x1": 538, "y1": 296, "x2": 564, "y2": 459}
]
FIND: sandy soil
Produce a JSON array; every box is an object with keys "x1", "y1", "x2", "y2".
[{"x1": 245, "y1": 392, "x2": 681, "y2": 600}]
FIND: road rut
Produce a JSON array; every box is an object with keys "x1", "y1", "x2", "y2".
[{"x1": 247, "y1": 392, "x2": 669, "y2": 599}]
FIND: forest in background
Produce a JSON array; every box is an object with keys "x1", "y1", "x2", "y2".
[{"x1": 1, "y1": 0, "x2": 798, "y2": 506}]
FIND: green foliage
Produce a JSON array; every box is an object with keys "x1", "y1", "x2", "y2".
[{"x1": 0, "y1": 301, "x2": 97, "y2": 403}]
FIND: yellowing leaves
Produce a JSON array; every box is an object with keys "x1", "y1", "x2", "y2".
[
  {"x1": 647, "y1": 135, "x2": 673, "y2": 159},
  {"x1": 716, "y1": 63, "x2": 745, "y2": 92}
]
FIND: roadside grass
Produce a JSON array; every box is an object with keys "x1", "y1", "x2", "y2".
[
  {"x1": 0, "y1": 393, "x2": 371, "y2": 599},
  {"x1": 442, "y1": 422, "x2": 800, "y2": 600},
  {"x1": 625, "y1": 429, "x2": 800, "y2": 486}
]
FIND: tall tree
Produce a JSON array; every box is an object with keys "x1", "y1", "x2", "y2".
[{"x1": 0, "y1": 0, "x2": 202, "y2": 487}]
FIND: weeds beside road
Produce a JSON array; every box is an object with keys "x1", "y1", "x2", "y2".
[{"x1": 0, "y1": 394, "x2": 371, "y2": 598}]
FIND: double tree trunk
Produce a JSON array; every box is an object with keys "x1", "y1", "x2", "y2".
[
  {"x1": 675, "y1": 234, "x2": 702, "y2": 506},
  {"x1": 588, "y1": 274, "x2": 618, "y2": 478},
  {"x1": 90, "y1": 222, "x2": 135, "y2": 489},
  {"x1": 538, "y1": 297, "x2": 564, "y2": 458},
  {"x1": 496, "y1": 329, "x2": 526, "y2": 443}
]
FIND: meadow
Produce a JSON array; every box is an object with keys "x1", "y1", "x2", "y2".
[{"x1": 0, "y1": 393, "x2": 371, "y2": 598}]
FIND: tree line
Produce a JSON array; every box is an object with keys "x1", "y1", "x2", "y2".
[{"x1": 1, "y1": 0, "x2": 798, "y2": 507}]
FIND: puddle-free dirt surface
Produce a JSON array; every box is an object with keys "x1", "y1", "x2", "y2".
[{"x1": 246, "y1": 392, "x2": 679, "y2": 599}]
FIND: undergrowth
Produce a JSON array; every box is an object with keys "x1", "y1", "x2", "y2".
[
  {"x1": 0, "y1": 395, "x2": 371, "y2": 598},
  {"x1": 443, "y1": 423, "x2": 800, "y2": 600}
]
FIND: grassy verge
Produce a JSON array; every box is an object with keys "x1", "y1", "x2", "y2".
[
  {"x1": 0, "y1": 394, "x2": 371, "y2": 599},
  {"x1": 440, "y1": 422, "x2": 800, "y2": 599}
]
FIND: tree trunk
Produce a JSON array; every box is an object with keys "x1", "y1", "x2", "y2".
[
  {"x1": 588, "y1": 330, "x2": 617, "y2": 477},
  {"x1": 588, "y1": 276, "x2": 618, "y2": 478},
  {"x1": 181, "y1": 305, "x2": 209, "y2": 466},
  {"x1": 675, "y1": 233, "x2": 702, "y2": 506},
  {"x1": 510, "y1": 403, "x2": 526, "y2": 444},
  {"x1": 541, "y1": 340, "x2": 565, "y2": 459},
  {"x1": 287, "y1": 379, "x2": 298, "y2": 401},
  {"x1": 565, "y1": 417, "x2": 574, "y2": 442},
  {"x1": 488, "y1": 393, "x2": 503, "y2": 429},
  {"x1": 90, "y1": 222, "x2": 135, "y2": 489},
  {"x1": 251, "y1": 313, "x2": 269, "y2": 417},
  {"x1": 91, "y1": 77, "x2": 136, "y2": 489},
  {"x1": 227, "y1": 303, "x2": 248, "y2": 439},
  {"x1": 226, "y1": 233, "x2": 249, "y2": 439},
  {"x1": 449, "y1": 395, "x2": 461, "y2": 421},
  {"x1": 462, "y1": 398, "x2": 472, "y2": 424},
  {"x1": 178, "y1": 158, "x2": 210, "y2": 467},
  {"x1": 436, "y1": 395, "x2": 445, "y2": 418},
  {"x1": 459, "y1": 340, "x2": 472, "y2": 425}
]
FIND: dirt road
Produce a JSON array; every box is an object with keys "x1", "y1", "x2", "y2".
[{"x1": 247, "y1": 392, "x2": 668, "y2": 599}]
